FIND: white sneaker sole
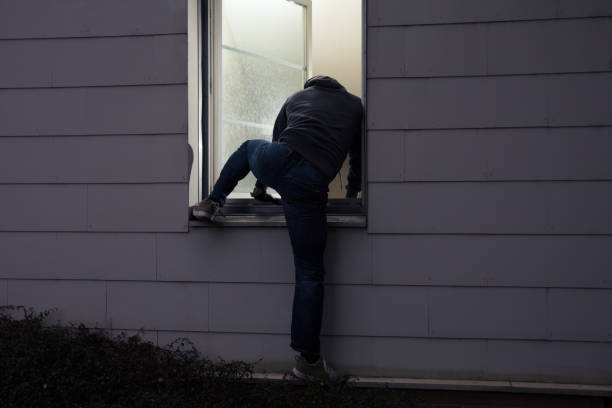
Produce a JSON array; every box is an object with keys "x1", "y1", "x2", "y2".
[
  {"x1": 292, "y1": 367, "x2": 335, "y2": 382},
  {"x1": 192, "y1": 209, "x2": 216, "y2": 221}
]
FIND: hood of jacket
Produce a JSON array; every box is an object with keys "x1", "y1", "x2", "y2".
[{"x1": 303, "y1": 75, "x2": 345, "y2": 90}]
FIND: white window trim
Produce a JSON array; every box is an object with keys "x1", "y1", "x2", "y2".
[{"x1": 188, "y1": 0, "x2": 367, "y2": 214}]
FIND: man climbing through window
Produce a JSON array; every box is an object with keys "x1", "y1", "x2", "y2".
[{"x1": 193, "y1": 75, "x2": 362, "y2": 381}]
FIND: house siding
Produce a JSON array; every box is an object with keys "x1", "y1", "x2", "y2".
[
  {"x1": 1, "y1": 0, "x2": 611, "y2": 385},
  {"x1": 364, "y1": 0, "x2": 612, "y2": 383}
]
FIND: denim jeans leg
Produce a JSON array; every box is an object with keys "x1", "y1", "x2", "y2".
[
  {"x1": 282, "y1": 190, "x2": 328, "y2": 355},
  {"x1": 209, "y1": 139, "x2": 270, "y2": 206}
]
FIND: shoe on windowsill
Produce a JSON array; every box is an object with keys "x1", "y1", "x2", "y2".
[
  {"x1": 192, "y1": 198, "x2": 221, "y2": 221},
  {"x1": 292, "y1": 355, "x2": 337, "y2": 382}
]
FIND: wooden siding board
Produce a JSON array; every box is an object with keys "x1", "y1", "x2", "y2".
[
  {"x1": 368, "y1": 24, "x2": 487, "y2": 78},
  {"x1": 368, "y1": 182, "x2": 612, "y2": 234},
  {"x1": 0, "y1": 135, "x2": 188, "y2": 183},
  {"x1": 6, "y1": 280, "x2": 106, "y2": 327},
  {"x1": 548, "y1": 289, "x2": 612, "y2": 341},
  {"x1": 368, "y1": 19, "x2": 610, "y2": 78},
  {"x1": 367, "y1": 76, "x2": 548, "y2": 130},
  {"x1": 0, "y1": 0, "x2": 187, "y2": 39},
  {"x1": 157, "y1": 228, "x2": 371, "y2": 284},
  {"x1": 375, "y1": 338, "x2": 612, "y2": 383},
  {"x1": 401, "y1": 127, "x2": 612, "y2": 181},
  {"x1": 0, "y1": 232, "x2": 156, "y2": 280},
  {"x1": 367, "y1": 0, "x2": 612, "y2": 26},
  {"x1": 87, "y1": 184, "x2": 188, "y2": 232},
  {"x1": 209, "y1": 283, "x2": 293, "y2": 334},
  {"x1": 368, "y1": 74, "x2": 612, "y2": 130},
  {"x1": 372, "y1": 235, "x2": 612, "y2": 288},
  {"x1": 486, "y1": 18, "x2": 611, "y2": 76},
  {"x1": 107, "y1": 281, "x2": 208, "y2": 331},
  {"x1": 367, "y1": 131, "x2": 404, "y2": 181},
  {"x1": 0, "y1": 185, "x2": 87, "y2": 231},
  {"x1": 0, "y1": 40, "x2": 52, "y2": 88},
  {"x1": 157, "y1": 229, "x2": 292, "y2": 283},
  {"x1": 485, "y1": 340, "x2": 612, "y2": 384},
  {"x1": 322, "y1": 285, "x2": 428, "y2": 337},
  {"x1": 209, "y1": 283, "x2": 429, "y2": 337},
  {"x1": 0, "y1": 35, "x2": 187, "y2": 88},
  {"x1": 371, "y1": 337, "x2": 487, "y2": 378},
  {"x1": 52, "y1": 35, "x2": 187, "y2": 87},
  {"x1": 0, "y1": 85, "x2": 188, "y2": 136},
  {"x1": 428, "y1": 287, "x2": 548, "y2": 340},
  {"x1": 548, "y1": 74, "x2": 612, "y2": 127}
]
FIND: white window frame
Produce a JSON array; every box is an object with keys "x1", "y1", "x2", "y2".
[{"x1": 189, "y1": 0, "x2": 367, "y2": 216}]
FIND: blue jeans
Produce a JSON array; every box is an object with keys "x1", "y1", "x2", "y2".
[{"x1": 210, "y1": 139, "x2": 329, "y2": 355}]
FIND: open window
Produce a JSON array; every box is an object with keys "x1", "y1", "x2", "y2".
[{"x1": 191, "y1": 0, "x2": 365, "y2": 217}]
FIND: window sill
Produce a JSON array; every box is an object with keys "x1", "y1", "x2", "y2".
[{"x1": 189, "y1": 214, "x2": 366, "y2": 228}]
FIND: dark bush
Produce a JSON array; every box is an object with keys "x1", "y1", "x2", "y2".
[{"x1": 0, "y1": 306, "x2": 414, "y2": 408}]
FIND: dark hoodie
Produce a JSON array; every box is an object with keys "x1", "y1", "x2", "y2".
[{"x1": 272, "y1": 76, "x2": 363, "y2": 194}]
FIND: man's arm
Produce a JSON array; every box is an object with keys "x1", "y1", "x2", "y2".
[{"x1": 345, "y1": 106, "x2": 363, "y2": 198}]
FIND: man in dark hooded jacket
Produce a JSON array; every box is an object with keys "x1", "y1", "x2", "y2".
[{"x1": 193, "y1": 76, "x2": 362, "y2": 380}]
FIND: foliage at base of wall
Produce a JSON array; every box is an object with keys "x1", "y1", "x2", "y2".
[{"x1": 0, "y1": 305, "x2": 414, "y2": 408}]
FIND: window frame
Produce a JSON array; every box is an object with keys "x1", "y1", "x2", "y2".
[{"x1": 198, "y1": 0, "x2": 367, "y2": 216}]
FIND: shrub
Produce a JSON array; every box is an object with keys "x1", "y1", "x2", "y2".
[{"x1": 0, "y1": 306, "x2": 414, "y2": 408}]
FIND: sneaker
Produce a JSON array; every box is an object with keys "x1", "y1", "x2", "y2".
[
  {"x1": 292, "y1": 355, "x2": 337, "y2": 381},
  {"x1": 192, "y1": 198, "x2": 220, "y2": 221}
]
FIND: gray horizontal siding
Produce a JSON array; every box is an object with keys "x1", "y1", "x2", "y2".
[
  {"x1": 367, "y1": 0, "x2": 612, "y2": 26},
  {"x1": 107, "y1": 281, "x2": 208, "y2": 331},
  {"x1": 0, "y1": 35, "x2": 187, "y2": 88},
  {"x1": 0, "y1": 134, "x2": 188, "y2": 183},
  {"x1": 0, "y1": 232, "x2": 156, "y2": 280},
  {"x1": 369, "y1": 127, "x2": 612, "y2": 182},
  {"x1": 368, "y1": 18, "x2": 611, "y2": 78},
  {"x1": 1, "y1": 229, "x2": 597, "y2": 289},
  {"x1": 371, "y1": 235, "x2": 612, "y2": 288},
  {"x1": 369, "y1": 181, "x2": 612, "y2": 234},
  {"x1": 548, "y1": 289, "x2": 612, "y2": 341},
  {"x1": 0, "y1": 184, "x2": 187, "y2": 232},
  {"x1": 0, "y1": 85, "x2": 187, "y2": 136},
  {"x1": 207, "y1": 283, "x2": 611, "y2": 342},
  {"x1": 0, "y1": 184, "x2": 87, "y2": 231},
  {"x1": 156, "y1": 228, "x2": 371, "y2": 284},
  {"x1": 367, "y1": 336, "x2": 612, "y2": 383},
  {"x1": 0, "y1": 0, "x2": 187, "y2": 39},
  {"x1": 156, "y1": 331, "x2": 612, "y2": 383},
  {"x1": 428, "y1": 287, "x2": 547, "y2": 339},
  {"x1": 6, "y1": 279, "x2": 106, "y2": 327},
  {"x1": 87, "y1": 184, "x2": 188, "y2": 232},
  {"x1": 368, "y1": 73, "x2": 612, "y2": 130}
]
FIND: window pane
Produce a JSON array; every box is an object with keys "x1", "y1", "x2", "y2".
[
  {"x1": 222, "y1": 0, "x2": 305, "y2": 66},
  {"x1": 217, "y1": 0, "x2": 306, "y2": 199},
  {"x1": 221, "y1": 48, "x2": 304, "y2": 126}
]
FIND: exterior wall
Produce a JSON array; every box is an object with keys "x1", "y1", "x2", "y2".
[
  {"x1": 365, "y1": 0, "x2": 612, "y2": 383},
  {"x1": 1, "y1": 0, "x2": 612, "y2": 385}
]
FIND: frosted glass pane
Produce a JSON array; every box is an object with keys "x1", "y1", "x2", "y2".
[
  {"x1": 222, "y1": 0, "x2": 305, "y2": 66},
  {"x1": 222, "y1": 48, "x2": 304, "y2": 125}
]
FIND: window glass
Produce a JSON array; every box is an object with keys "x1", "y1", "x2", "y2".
[{"x1": 216, "y1": 0, "x2": 307, "y2": 197}]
